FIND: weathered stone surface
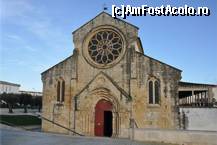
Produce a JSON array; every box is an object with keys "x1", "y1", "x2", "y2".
[{"x1": 41, "y1": 12, "x2": 181, "y2": 137}]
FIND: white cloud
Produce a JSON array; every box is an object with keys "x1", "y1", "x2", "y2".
[
  {"x1": 1, "y1": 0, "x2": 72, "y2": 91},
  {"x1": 6, "y1": 34, "x2": 23, "y2": 41},
  {"x1": 5, "y1": 34, "x2": 37, "y2": 52},
  {"x1": 1, "y1": 0, "x2": 35, "y2": 19},
  {"x1": 2, "y1": 0, "x2": 68, "y2": 48},
  {"x1": 24, "y1": 46, "x2": 37, "y2": 52}
]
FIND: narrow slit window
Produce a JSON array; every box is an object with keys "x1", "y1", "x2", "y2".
[
  {"x1": 74, "y1": 96, "x2": 78, "y2": 111},
  {"x1": 61, "y1": 81, "x2": 65, "y2": 102},
  {"x1": 149, "y1": 81, "x2": 153, "y2": 104},
  {"x1": 57, "y1": 81, "x2": 60, "y2": 102},
  {"x1": 155, "y1": 81, "x2": 160, "y2": 104}
]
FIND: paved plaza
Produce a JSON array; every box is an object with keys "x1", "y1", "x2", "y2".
[
  {"x1": 0, "y1": 125, "x2": 174, "y2": 145},
  {"x1": 0, "y1": 108, "x2": 40, "y2": 116}
]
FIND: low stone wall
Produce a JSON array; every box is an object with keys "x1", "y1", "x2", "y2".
[
  {"x1": 180, "y1": 107, "x2": 217, "y2": 131},
  {"x1": 134, "y1": 128, "x2": 217, "y2": 145}
]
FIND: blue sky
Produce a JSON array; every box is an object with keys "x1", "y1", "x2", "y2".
[{"x1": 1, "y1": 0, "x2": 217, "y2": 91}]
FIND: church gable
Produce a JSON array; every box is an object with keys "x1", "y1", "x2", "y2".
[
  {"x1": 72, "y1": 12, "x2": 139, "y2": 35},
  {"x1": 41, "y1": 53, "x2": 78, "y2": 86},
  {"x1": 73, "y1": 71, "x2": 132, "y2": 102},
  {"x1": 72, "y1": 12, "x2": 140, "y2": 54},
  {"x1": 141, "y1": 52, "x2": 182, "y2": 73}
]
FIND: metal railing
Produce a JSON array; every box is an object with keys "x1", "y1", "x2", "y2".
[
  {"x1": 0, "y1": 120, "x2": 27, "y2": 130},
  {"x1": 37, "y1": 115, "x2": 84, "y2": 136}
]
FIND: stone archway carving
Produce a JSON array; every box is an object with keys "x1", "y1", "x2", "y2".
[{"x1": 75, "y1": 87, "x2": 122, "y2": 137}]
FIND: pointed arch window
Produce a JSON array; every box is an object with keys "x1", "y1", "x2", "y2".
[
  {"x1": 56, "y1": 79, "x2": 65, "y2": 102},
  {"x1": 149, "y1": 81, "x2": 153, "y2": 104},
  {"x1": 148, "y1": 79, "x2": 160, "y2": 104}
]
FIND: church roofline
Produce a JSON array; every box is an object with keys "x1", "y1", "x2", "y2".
[
  {"x1": 0, "y1": 81, "x2": 20, "y2": 87},
  {"x1": 41, "y1": 55, "x2": 73, "y2": 75},
  {"x1": 137, "y1": 37, "x2": 144, "y2": 54},
  {"x1": 72, "y1": 11, "x2": 139, "y2": 34},
  {"x1": 179, "y1": 81, "x2": 217, "y2": 87},
  {"x1": 136, "y1": 51, "x2": 182, "y2": 72}
]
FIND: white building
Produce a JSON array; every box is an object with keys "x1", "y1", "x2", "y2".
[
  {"x1": 0, "y1": 81, "x2": 20, "y2": 94},
  {"x1": 19, "y1": 90, "x2": 42, "y2": 96}
]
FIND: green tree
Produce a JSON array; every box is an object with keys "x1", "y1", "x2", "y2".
[
  {"x1": 34, "y1": 96, "x2": 42, "y2": 112},
  {"x1": 0, "y1": 93, "x2": 18, "y2": 113},
  {"x1": 19, "y1": 94, "x2": 32, "y2": 113}
]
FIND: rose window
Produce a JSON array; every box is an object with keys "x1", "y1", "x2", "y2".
[{"x1": 88, "y1": 30, "x2": 123, "y2": 65}]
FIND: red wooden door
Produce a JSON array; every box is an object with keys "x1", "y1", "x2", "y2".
[{"x1": 94, "y1": 99, "x2": 113, "y2": 136}]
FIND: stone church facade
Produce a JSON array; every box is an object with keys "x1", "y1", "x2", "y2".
[{"x1": 41, "y1": 12, "x2": 181, "y2": 138}]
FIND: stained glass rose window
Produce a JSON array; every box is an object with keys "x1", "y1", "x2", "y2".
[{"x1": 88, "y1": 30, "x2": 123, "y2": 65}]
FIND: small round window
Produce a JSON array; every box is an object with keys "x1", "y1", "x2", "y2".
[{"x1": 88, "y1": 30, "x2": 123, "y2": 65}]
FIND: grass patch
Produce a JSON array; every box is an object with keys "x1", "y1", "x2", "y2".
[{"x1": 0, "y1": 115, "x2": 41, "y2": 126}]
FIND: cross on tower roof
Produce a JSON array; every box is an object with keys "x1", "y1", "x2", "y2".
[{"x1": 103, "y1": 3, "x2": 108, "y2": 11}]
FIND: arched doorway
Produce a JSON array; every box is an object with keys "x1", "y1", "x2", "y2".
[{"x1": 94, "y1": 99, "x2": 113, "y2": 137}]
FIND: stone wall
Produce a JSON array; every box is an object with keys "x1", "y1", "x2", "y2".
[
  {"x1": 133, "y1": 128, "x2": 217, "y2": 145},
  {"x1": 41, "y1": 54, "x2": 77, "y2": 134},
  {"x1": 212, "y1": 87, "x2": 217, "y2": 101},
  {"x1": 180, "y1": 107, "x2": 217, "y2": 131}
]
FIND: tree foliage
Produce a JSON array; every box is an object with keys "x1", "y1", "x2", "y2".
[
  {"x1": 19, "y1": 93, "x2": 32, "y2": 113},
  {"x1": 0, "y1": 93, "x2": 42, "y2": 113},
  {"x1": 0, "y1": 93, "x2": 19, "y2": 113}
]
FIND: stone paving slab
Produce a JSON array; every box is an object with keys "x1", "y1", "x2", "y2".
[
  {"x1": 0, "y1": 128, "x2": 175, "y2": 145},
  {"x1": 0, "y1": 124, "x2": 24, "y2": 131}
]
